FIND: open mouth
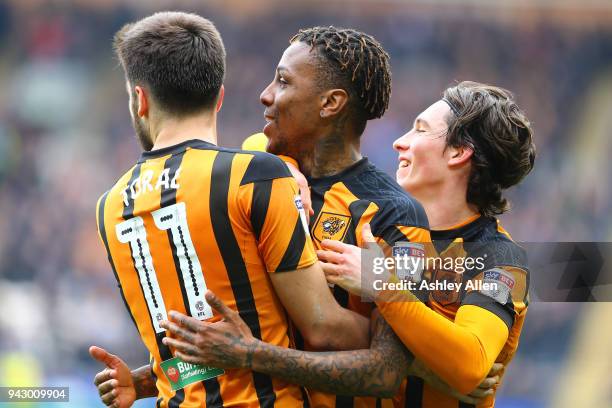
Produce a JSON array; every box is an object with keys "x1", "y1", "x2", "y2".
[
  {"x1": 264, "y1": 110, "x2": 275, "y2": 122},
  {"x1": 399, "y1": 159, "x2": 411, "y2": 168}
]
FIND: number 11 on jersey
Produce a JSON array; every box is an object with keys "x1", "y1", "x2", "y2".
[{"x1": 115, "y1": 202, "x2": 213, "y2": 334}]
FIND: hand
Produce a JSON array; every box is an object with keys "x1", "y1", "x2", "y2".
[
  {"x1": 410, "y1": 358, "x2": 502, "y2": 405},
  {"x1": 89, "y1": 346, "x2": 136, "y2": 408},
  {"x1": 318, "y1": 224, "x2": 383, "y2": 298},
  {"x1": 285, "y1": 161, "x2": 314, "y2": 223},
  {"x1": 464, "y1": 363, "x2": 503, "y2": 401},
  {"x1": 160, "y1": 291, "x2": 257, "y2": 369}
]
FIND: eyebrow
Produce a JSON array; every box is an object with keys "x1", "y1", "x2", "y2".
[
  {"x1": 415, "y1": 118, "x2": 430, "y2": 128},
  {"x1": 277, "y1": 66, "x2": 289, "y2": 75}
]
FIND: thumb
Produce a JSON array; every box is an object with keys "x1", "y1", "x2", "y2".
[
  {"x1": 205, "y1": 290, "x2": 236, "y2": 322},
  {"x1": 362, "y1": 223, "x2": 375, "y2": 244},
  {"x1": 325, "y1": 274, "x2": 345, "y2": 288},
  {"x1": 89, "y1": 346, "x2": 119, "y2": 368}
]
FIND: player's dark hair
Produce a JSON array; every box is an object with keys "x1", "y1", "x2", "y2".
[
  {"x1": 291, "y1": 26, "x2": 391, "y2": 134},
  {"x1": 443, "y1": 81, "x2": 536, "y2": 217},
  {"x1": 113, "y1": 11, "x2": 225, "y2": 115}
]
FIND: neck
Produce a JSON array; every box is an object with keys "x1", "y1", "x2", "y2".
[
  {"x1": 414, "y1": 178, "x2": 479, "y2": 230},
  {"x1": 150, "y1": 111, "x2": 217, "y2": 150},
  {"x1": 302, "y1": 126, "x2": 362, "y2": 178}
]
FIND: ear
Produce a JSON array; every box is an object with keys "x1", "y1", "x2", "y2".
[
  {"x1": 134, "y1": 85, "x2": 149, "y2": 118},
  {"x1": 320, "y1": 89, "x2": 349, "y2": 118},
  {"x1": 447, "y1": 145, "x2": 473, "y2": 167},
  {"x1": 216, "y1": 85, "x2": 225, "y2": 112}
]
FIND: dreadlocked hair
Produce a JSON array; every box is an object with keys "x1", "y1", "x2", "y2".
[{"x1": 290, "y1": 26, "x2": 391, "y2": 126}]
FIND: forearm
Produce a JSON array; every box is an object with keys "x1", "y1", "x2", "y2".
[
  {"x1": 318, "y1": 307, "x2": 370, "y2": 350},
  {"x1": 251, "y1": 345, "x2": 395, "y2": 396},
  {"x1": 377, "y1": 294, "x2": 507, "y2": 394},
  {"x1": 131, "y1": 364, "x2": 158, "y2": 400},
  {"x1": 408, "y1": 358, "x2": 463, "y2": 397},
  {"x1": 250, "y1": 313, "x2": 409, "y2": 397}
]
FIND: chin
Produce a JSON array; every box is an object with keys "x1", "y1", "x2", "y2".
[
  {"x1": 266, "y1": 138, "x2": 289, "y2": 156},
  {"x1": 396, "y1": 176, "x2": 415, "y2": 194}
]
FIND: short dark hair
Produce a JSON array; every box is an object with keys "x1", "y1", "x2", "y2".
[
  {"x1": 291, "y1": 26, "x2": 391, "y2": 134},
  {"x1": 114, "y1": 11, "x2": 225, "y2": 115},
  {"x1": 443, "y1": 81, "x2": 536, "y2": 217}
]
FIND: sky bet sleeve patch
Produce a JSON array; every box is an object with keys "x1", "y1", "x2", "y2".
[{"x1": 480, "y1": 267, "x2": 516, "y2": 304}]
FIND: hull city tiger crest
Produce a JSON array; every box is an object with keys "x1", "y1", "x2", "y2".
[{"x1": 313, "y1": 212, "x2": 351, "y2": 243}]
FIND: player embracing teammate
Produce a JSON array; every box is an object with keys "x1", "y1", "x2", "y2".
[{"x1": 91, "y1": 11, "x2": 534, "y2": 408}]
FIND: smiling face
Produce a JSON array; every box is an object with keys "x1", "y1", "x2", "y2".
[
  {"x1": 259, "y1": 42, "x2": 325, "y2": 159},
  {"x1": 393, "y1": 100, "x2": 455, "y2": 196}
]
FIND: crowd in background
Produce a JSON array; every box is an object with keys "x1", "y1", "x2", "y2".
[{"x1": 0, "y1": 1, "x2": 610, "y2": 406}]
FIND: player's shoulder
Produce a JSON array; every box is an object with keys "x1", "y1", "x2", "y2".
[
  {"x1": 473, "y1": 218, "x2": 528, "y2": 272},
  {"x1": 102, "y1": 164, "x2": 138, "y2": 201},
  {"x1": 185, "y1": 143, "x2": 291, "y2": 184},
  {"x1": 352, "y1": 163, "x2": 429, "y2": 230},
  {"x1": 238, "y1": 149, "x2": 292, "y2": 185},
  {"x1": 96, "y1": 163, "x2": 139, "y2": 218}
]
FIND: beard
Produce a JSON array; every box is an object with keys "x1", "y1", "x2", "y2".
[
  {"x1": 130, "y1": 96, "x2": 153, "y2": 151},
  {"x1": 266, "y1": 136, "x2": 290, "y2": 157}
]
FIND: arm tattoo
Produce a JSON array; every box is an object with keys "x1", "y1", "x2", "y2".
[
  {"x1": 132, "y1": 365, "x2": 158, "y2": 400},
  {"x1": 251, "y1": 313, "x2": 412, "y2": 397}
]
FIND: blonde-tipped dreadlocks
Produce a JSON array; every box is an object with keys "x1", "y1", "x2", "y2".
[{"x1": 291, "y1": 26, "x2": 391, "y2": 123}]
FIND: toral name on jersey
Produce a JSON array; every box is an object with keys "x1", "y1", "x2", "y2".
[{"x1": 120, "y1": 167, "x2": 182, "y2": 206}]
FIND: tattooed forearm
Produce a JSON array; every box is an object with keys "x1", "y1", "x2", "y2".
[
  {"x1": 131, "y1": 365, "x2": 158, "y2": 400},
  {"x1": 250, "y1": 312, "x2": 412, "y2": 397}
]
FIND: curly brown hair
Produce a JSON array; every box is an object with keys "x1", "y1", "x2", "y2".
[{"x1": 443, "y1": 81, "x2": 536, "y2": 217}]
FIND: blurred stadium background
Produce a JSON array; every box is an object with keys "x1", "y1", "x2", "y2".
[{"x1": 0, "y1": 0, "x2": 610, "y2": 407}]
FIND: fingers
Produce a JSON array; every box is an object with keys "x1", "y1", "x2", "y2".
[
  {"x1": 316, "y1": 249, "x2": 344, "y2": 265},
  {"x1": 320, "y1": 239, "x2": 350, "y2": 253},
  {"x1": 162, "y1": 336, "x2": 201, "y2": 357},
  {"x1": 205, "y1": 291, "x2": 236, "y2": 322},
  {"x1": 89, "y1": 346, "x2": 117, "y2": 368},
  {"x1": 319, "y1": 260, "x2": 341, "y2": 277},
  {"x1": 97, "y1": 379, "x2": 118, "y2": 396},
  {"x1": 100, "y1": 388, "x2": 117, "y2": 405},
  {"x1": 325, "y1": 274, "x2": 343, "y2": 286},
  {"x1": 456, "y1": 394, "x2": 480, "y2": 405},
  {"x1": 160, "y1": 319, "x2": 197, "y2": 343},
  {"x1": 469, "y1": 387, "x2": 495, "y2": 398},
  {"x1": 361, "y1": 223, "x2": 376, "y2": 244},
  {"x1": 168, "y1": 311, "x2": 202, "y2": 332},
  {"x1": 478, "y1": 375, "x2": 499, "y2": 389},
  {"x1": 175, "y1": 350, "x2": 205, "y2": 365},
  {"x1": 488, "y1": 363, "x2": 504, "y2": 376},
  {"x1": 93, "y1": 368, "x2": 115, "y2": 386}
]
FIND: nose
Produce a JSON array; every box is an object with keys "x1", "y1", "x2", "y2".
[
  {"x1": 260, "y1": 82, "x2": 274, "y2": 107},
  {"x1": 393, "y1": 132, "x2": 410, "y2": 152}
]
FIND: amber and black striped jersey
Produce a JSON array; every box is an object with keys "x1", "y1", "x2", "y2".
[
  {"x1": 396, "y1": 215, "x2": 529, "y2": 408},
  {"x1": 96, "y1": 139, "x2": 317, "y2": 408},
  {"x1": 305, "y1": 158, "x2": 430, "y2": 408}
]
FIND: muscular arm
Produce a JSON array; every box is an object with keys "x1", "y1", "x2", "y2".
[
  {"x1": 131, "y1": 365, "x2": 158, "y2": 400},
  {"x1": 377, "y1": 289, "x2": 508, "y2": 394},
  {"x1": 249, "y1": 311, "x2": 411, "y2": 397},
  {"x1": 270, "y1": 263, "x2": 370, "y2": 351},
  {"x1": 162, "y1": 301, "x2": 409, "y2": 398}
]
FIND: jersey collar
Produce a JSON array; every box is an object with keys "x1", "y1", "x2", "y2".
[
  {"x1": 138, "y1": 139, "x2": 216, "y2": 162},
  {"x1": 307, "y1": 157, "x2": 371, "y2": 187}
]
